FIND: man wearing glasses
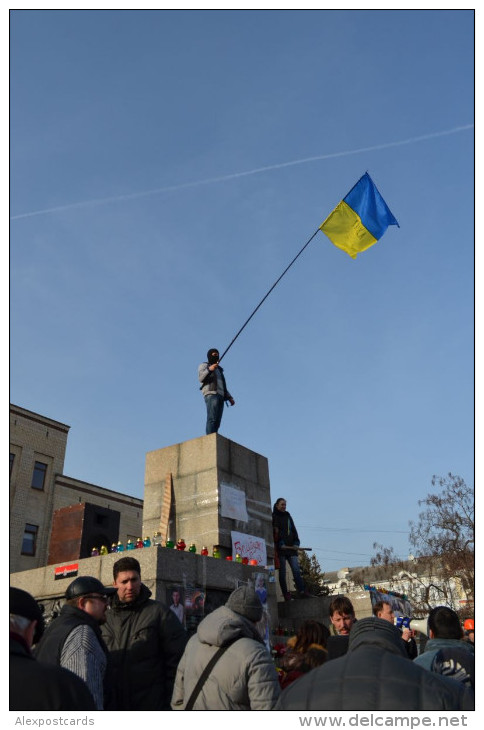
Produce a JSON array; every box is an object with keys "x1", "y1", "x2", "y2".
[{"x1": 35, "y1": 576, "x2": 116, "y2": 710}]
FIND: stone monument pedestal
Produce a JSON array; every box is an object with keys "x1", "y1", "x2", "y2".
[{"x1": 143, "y1": 434, "x2": 274, "y2": 562}]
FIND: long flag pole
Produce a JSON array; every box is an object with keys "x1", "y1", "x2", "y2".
[
  {"x1": 219, "y1": 173, "x2": 398, "y2": 363},
  {"x1": 218, "y1": 228, "x2": 320, "y2": 363}
]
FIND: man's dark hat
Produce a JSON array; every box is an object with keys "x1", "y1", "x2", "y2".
[
  {"x1": 65, "y1": 576, "x2": 117, "y2": 600},
  {"x1": 10, "y1": 586, "x2": 43, "y2": 623}
]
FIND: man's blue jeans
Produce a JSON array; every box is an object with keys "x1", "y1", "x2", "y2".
[
  {"x1": 278, "y1": 551, "x2": 305, "y2": 595},
  {"x1": 205, "y1": 394, "x2": 224, "y2": 434}
]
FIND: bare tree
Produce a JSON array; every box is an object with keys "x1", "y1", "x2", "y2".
[
  {"x1": 408, "y1": 473, "x2": 474, "y2": 613},
  {"x1": 351, "y1": 474, "x2": 474, "y2": 616}
]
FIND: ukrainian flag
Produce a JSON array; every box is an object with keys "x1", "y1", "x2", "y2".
[{"x1": 320, "y1": 173, "x2": 399, "y2": 259}]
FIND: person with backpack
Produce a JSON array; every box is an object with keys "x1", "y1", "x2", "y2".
[{"x1": 171, "y1": 585, "x2": 280, "y2": 710}]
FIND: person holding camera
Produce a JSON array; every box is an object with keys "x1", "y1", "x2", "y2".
[{"x1": 198, "y1": 348, "x2": 235, "y2": 434}]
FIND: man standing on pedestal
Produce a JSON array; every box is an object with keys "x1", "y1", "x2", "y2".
[
  {"x1": 272, "y1": 497, "x2": 309, "y2": 601},
  {"x1": 198, "y1": 348, "x2": 235, "y2": 434}
]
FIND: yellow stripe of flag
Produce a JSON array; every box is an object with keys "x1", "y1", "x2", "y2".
[{"x1": 320, "y1": 200, "x2": 377, "y2": 260}]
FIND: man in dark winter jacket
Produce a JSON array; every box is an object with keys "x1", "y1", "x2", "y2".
[
  {"x1": 10, "y1": 586, "x2": 96, "y2": 712},
  {"x1": 275, "y1": 617, "x2": 474, "y2": 711},
  {"x1": 35, "y1": 575, "x2": 116, "y2": 709},
  {"x1": 198, "y1": 347, "x2": 235, "y2": 434},
  {"x1": 101, "y1": 556, "x2": 187, "y2": 710},
  {"x1": 272, "y1": 497, "x2": 308, "y2": 600}
]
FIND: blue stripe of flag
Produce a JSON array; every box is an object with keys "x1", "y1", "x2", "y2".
[{"x1": 344, "y1": 172, "x2": 399, "y2": 240}]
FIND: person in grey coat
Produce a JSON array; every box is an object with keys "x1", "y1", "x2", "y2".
[
  {"x1": 171, "y1": 585, "x2": 280, "y2": 710},
  {"x1": 275, "y1": 617, "x2": 473, "y2": 711}
]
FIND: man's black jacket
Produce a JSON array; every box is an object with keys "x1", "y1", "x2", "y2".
[
  {"x1": 10, "y1": 634, "x2": 96, "y2": 711},
  {"x1": 275, "y1": 618, "x2": 474, "y2": 711},
  {"x1": 101, "y1": 583, "x2": 187, "y2": 710}
]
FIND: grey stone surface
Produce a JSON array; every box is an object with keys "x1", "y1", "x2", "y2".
[
  {"x1": 277, "y1": 595, "x2": 333, "y2": 630},
  {"x1": 10, "y1": 546, "x2": 279, "y2": 631},
  {"x1": 143, "y1": 434, "x2": 274, "y2": 560}
]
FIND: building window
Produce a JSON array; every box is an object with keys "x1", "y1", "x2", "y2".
[
  {"x1": 21, "y1": 524, "x2": 38, "y2": 556},
  {"x1": 10, "y1": 453, "x2": 15, "y2": 477},
  {"x1": 31, "y1": 461, "x2": 48, "y2": 490}
]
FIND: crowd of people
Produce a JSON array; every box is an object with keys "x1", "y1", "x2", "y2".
[
  {"x1": 275, "y1": 599, "x2": 474, "y2": 711},
  {"x1": 10, "y1": 554, "x2": 475, "y2": 712}
]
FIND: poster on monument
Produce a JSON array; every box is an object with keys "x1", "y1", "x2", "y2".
[
  {"x1": 255, "y1": 572, "x2": 271, "y2": 650},
  {"x1": 220, "y1": 483, "x2": 249, "y2": 522},
  {"x1": 166, "y1": 585, "x2": 185, "y2": 626},
  {"x1": 184, "y1": 584, "x2": 206, "y2": 637},
  {"x1": 231, "y1": 530, "x2": 267, "y2": 566}
]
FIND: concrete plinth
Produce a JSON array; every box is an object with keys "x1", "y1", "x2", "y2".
[
  {"x1": 9, "y1": 546, "x2": 279, "y2": 636},
  {"x1": 277, "y1": 595, "x2": 333, "y2": 632},
  {"x1": 143, "y1": 434, "x2": 274, "y2": 560}
]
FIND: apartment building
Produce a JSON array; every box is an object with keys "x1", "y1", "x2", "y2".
[{"x1": 9, "y1": 404, "x2": 143, "y2": 573}]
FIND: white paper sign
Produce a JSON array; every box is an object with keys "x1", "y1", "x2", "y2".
[
  {"x1": 231, "y1": 530, "x2": 267, "y2": 566},
  {"x1": 220, "y1": 483, "x2": 249, "y2": 522}
]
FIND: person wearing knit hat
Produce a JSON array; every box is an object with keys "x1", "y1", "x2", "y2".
[
  {"x1": 172, "y1": 584, "x2": 280, "y2": 710},
  {"x1": 10, "y1": 586, "x2": 96, "y2": 711},
  {"x1": 226, "y1": 585, "x2": 263, "y2": 622},
  {"x1": 198, "y1": 348, "x2": 235, "y2": 434}
]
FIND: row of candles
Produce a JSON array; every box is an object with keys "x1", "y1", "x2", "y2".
[{"x1": 90, "y1": 536, "x2": 258, "y2": 564}]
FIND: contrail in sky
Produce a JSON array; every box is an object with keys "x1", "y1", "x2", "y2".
[{"x1": 10, "y1": 124, "x2": 473, "y2": 221}]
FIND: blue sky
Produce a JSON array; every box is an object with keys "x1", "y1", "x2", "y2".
[{"x1": 10, "y1": 9, "x2": 474, "y2": 573}]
